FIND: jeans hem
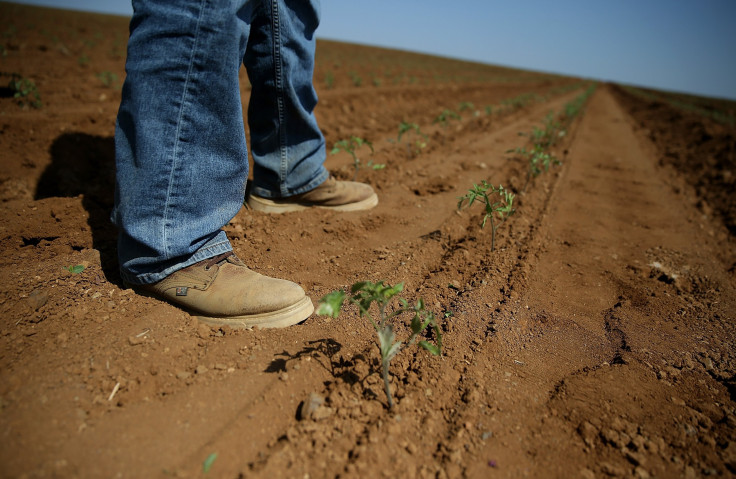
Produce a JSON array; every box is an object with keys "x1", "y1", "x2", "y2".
[
  {"x1": 120, "y1": 239, "x2": 233, "y2": 286},
  {"x1": 250, "y1": 166, "x2": 329, "y2": 199}
]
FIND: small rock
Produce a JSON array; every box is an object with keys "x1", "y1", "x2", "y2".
[
  {"x1": 298, "y1": 392, "x2": 325, "y2": 421},
  {"x1": 634, "y1": 466, "x2": 650, "y2": 479},
  {"x1": 27, "y1": 289, "x2": 49, "y2": 310},
  {"x1": 127, "y1": 335, "x2": 145, "y2": 346},
  {"x1": 197, "y1": 323, "x2": 211, "y2": 339},
  {"x1": 671, "y1": 396, "x2": 686, "y2": 407},
  {"x1": 176, "y1": 371, "x2": 191, "y2": 380},
  {"x1": 481, "y1": 431, "x2": 493, "y2": 440},
  {"x1": 195, "y1": 365, "x2": 208, "y2": 375},
  {"x1": 701, "y1": 357, "x2": 714, "y2": 371}
]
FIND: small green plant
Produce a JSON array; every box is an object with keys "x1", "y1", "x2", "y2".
[
  {"x1": 324, "y1": 71, "x2": 334, "y2": 89},
  {"x1": 509, "y1": 144, "x2": 560, "y2": 187},
  {"x1": 330, "y1": 136, "x2": 382, "y2": 180},
  {"x1": 96, "y1": 71, "x2": 118, "y2": 88},
  {"x1": 458, "y1": 101, "x2": 474, "y2": 112},
  {"x1": 396, "y1": 121, "x2": 428, "y2": 157},
  {"x1": 202, "y1": 452, "x2": 217, "y2": 474},
  {"x1": 434, "y1": 109, "x2": 461, "y2": 127},
  {"x1": 7, "y1": 74, "x2": 42, "y2": 109},
  {"x1": 349, "y1": 71, "x2": 362, "y2": 87},
  {"x1": 65, "y1": 265, "x2": 85, "y2": 274},
  {"x1": 78, "y1": 54, "x2": 89, "y2": 66},
  {"x1": 458, "y1": 181, "x2": 515, "y2": 251},
  {"x1": 318, "y1": 281, "x2": 442, "y2": 409}
]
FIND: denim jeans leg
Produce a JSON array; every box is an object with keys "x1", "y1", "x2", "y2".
[
  {"x1": 244, "y1": 0, "x2": 329, "y2": 198},
  {"x1": 113, "y1": 0, "x2": 253, "y2": 285}
]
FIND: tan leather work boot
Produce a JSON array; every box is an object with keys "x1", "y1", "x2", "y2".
[
  {"x1": 137, "y1": 252, "x2": 313, "y2": 329},
  {"x1": 246, "y1": 176, "x2": 378, "y2": 213}
]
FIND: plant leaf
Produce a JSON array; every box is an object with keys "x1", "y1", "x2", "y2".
[
  {"x1": 66, "y1": 264, "x2": 85, "y2": 274},
  {"x1": 419, "y1": 341, "x2": 441, "y2": 356},
  {"x1": 316, "y1": 290, "x2": 346, "y2": 318},
  {"x1": 203, "y1": 453, "x2": 217, "y2": 474}
]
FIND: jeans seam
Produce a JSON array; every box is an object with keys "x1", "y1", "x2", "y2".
[
  {"x1": 270, "y1": 0, "x2": 288, "y2": 195},
  {"x1": 164, "y1": 0, "x2": 208, "y2": 261}
]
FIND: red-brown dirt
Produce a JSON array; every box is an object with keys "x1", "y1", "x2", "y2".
[{"x1": 1, "y1": 4, "x2": 735, "y2": 478}]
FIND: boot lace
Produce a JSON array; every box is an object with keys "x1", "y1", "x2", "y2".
[{"x1": 202, "y1": 251, "x2": 234, "y2": 271}]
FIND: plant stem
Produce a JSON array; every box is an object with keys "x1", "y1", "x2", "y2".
[
  {"x1": 490, "y1": 215, "x2": 496, "y2": 251},
  {"x1": 382, "y1": 359, "x2": 394, "y2": 408}
]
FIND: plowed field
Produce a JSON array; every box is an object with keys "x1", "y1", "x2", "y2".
[{"x1": 1, "y1": 4, "x2": 735, "y2": 478}]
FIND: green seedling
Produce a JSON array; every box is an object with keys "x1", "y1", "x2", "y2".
[
  {"x1": 96, "y1": 71, "x2": 118, "y2": 88},
  {"x1": 330, "y1": 136, "x2": 382, "y2": 180},
  {"x1": 78, "y1": 54, "x2": 89, "y2": 66},
  {"x1": 396, "y1": 121, "x2": 428, "y2": 157},
  {"x1": 318, "y1": 281, "x2": 442, "y2": 409},
  {"x1": 7, "y1": 74, "x2": 42, "y2": 109},
  {"x1": 458, "y1": 181, "x2": 515, "y2": 251},
  {"x1": 65, "y1": 265, "x2": 85, "y2": 274},
  {"x1": 434, "y1": 109, "x2": 461, "y2": 127},
  {"x1": 509, "y1": 144, "x2": 560, "y2": 188},
  {"x1": 202, "y1": 452, "x2": 217, "y2": 474},
  {"x1": 324, "y1": 71, "x2": 334, "y2": 89},
  {"x1": 458, "y1": 101, "x2": 474, "y2": 112},
  {"x1": 349, "y1": 71, "x2": 362, "y2": 87}
]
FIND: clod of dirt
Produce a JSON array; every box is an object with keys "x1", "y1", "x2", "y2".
[
  {"x1": 298, "y1": 392, "x2": 333, "y2": 421},
  {"x1": 26, "y1": 289, "x2": 48, "y2": 310}
]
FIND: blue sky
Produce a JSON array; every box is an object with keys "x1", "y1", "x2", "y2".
[{"x1": 11, "y1": 0, "x2": 736, "y2": 100}]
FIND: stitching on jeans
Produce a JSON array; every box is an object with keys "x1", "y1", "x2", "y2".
[
  {"x1": 271, "y1": 0, "x2": 288, "y2": 196},
  {"x1": 163, "y1": 0, "x2": 208, "y2": 259}
]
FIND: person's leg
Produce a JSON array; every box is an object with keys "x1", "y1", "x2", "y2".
[
  {"x1": 243, "y1": 0, "x2": 329, "y2": 199},
  {"x1": 242, "y1": 0, "x2": 378, "y2": 213},
  {"x1": 112, "y1": 0, "x2": 312, "y2": 327},
  {"x1": 114, "y1": 0, "x2": 249, "y2": 285}
]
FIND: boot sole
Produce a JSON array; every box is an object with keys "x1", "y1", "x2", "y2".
[
  {"x1": 196, "y1": 296, "x2": 314, "y2": 329},
  {"x1": 246, "y1": 193, "x2": 378, "y2": 214}
]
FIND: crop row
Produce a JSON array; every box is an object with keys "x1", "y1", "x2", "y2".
[{"x1": 318, "y1": 83, "x2": 597, "y2": 410}]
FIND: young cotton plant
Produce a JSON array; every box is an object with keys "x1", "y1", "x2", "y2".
[
  {"x1": 458, "y1": 181, "x2": 515, "y2": 252},
  {"x1": 434, "y1": 109, "x2": 461, "y2": 127},
  {"x1": 317, "y1": 281, "x2": 442, "y2": 409},
  {"x1": 396, "y1": 121, "x2": 428, "y2": 157},
  {"x1": 510, "y1": 143, "x2": 560, "y2": 184},
  {"x1": 330, "y1": 136, "x2": 384, "y2": 180}
]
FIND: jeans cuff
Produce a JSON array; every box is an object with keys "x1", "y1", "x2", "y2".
[
  {"x1": 250, "y1": 166, "x2": 329, "y2": 199},
  {"x1": 121, "y1": 232, "x2": 233, "y2": 285}
]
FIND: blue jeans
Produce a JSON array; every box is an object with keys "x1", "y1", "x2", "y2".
[{"x1": 113, "y1": 0, "x2": 329, "y2": 285}]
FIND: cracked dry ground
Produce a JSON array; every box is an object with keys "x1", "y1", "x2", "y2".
[{"x1": 2, "y1": 5, "x2": 736, "y2": 478}]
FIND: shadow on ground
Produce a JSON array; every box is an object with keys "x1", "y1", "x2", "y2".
[{"x1": 35, "y1": 132, "x2": 119, "y2": 283}]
